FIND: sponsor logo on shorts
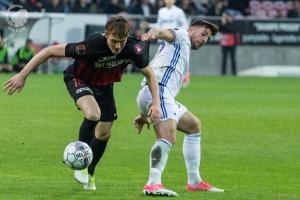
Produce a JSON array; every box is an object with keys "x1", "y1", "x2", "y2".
[{"x1": 76, "y1": 87, "x2": 93, "y2": 94}]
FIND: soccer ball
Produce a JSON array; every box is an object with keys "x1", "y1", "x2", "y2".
[{"x1": 63, "y1": 141, "x2": 93, "y2": 170}]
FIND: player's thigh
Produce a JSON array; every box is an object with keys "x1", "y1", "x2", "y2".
[
  {"x1": 154, "y1": 119, "x2": 177, "y2": 144},
  {"x1": 177, "y1": 111, "x2": 201, "y2": 134},
  {"x1": 65, "y1": 77, "x2": 100, "y2": 120},
  {"x1": 95, "y1": 121, "x2": 113, "y2": 141},
  {"x1": 76, "y1": 95, "x2": 100, "y2": 120}
]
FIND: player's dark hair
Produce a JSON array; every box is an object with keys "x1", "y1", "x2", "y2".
[
  {"x1": 191, "y1": 19, "x2": 219, "y2": 36},
  {"x1": 105, "y1": 16, "x2": 129, "y2": 38}
]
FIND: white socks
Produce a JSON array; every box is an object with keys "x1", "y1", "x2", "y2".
[
  {"x1": 147, "y1": 133, "x2": 202, "y2": 186},
  {"x1": 147, "y1": 139, "x2": 172, "y2": 185},
  {"x1": 183, "y1": 132, "x2": 202, "y2": 186}
]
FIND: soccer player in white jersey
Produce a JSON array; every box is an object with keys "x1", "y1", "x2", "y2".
[
  {"x1": 157, "y1": 0, "x2": 188, "y2": 29},
  {"x1": 157, "y1": 0, "x2": 191, "y2": 87},
  {"x1": 134, "y1": 19, "x2": 224, "y2": 197}
]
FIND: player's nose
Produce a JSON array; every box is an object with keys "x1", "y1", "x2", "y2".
[
  {"x1": 115, "y1": 43, "x2": 121, "y2": 49},
  {"x1": 203, "y1": 37, "x2": 209, "y2": 44}
]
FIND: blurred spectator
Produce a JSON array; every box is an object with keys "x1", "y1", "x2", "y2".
[
  {"x1": 24, "y1": 0, "x2": 44, "y2": 12},
  {"x1": 88, "y1": 0, "x2": 104, "y2": 13},
  {"x1": 63, "y1": 0, "x2": 72, "y2": 12},
  {"x1": 11, "y1": 39, "x2": 36, "y2": 72},
  {"x1": 0, "y1": 34, "x2": 13, "y2": 73},
  {"x1": 200, "y1": 0, "x2": 216, "y2": 15},
  {"x1": 44, "y1": 0, "x2": 65, "y2": 13},
  {"x1": 274, "y1": 0, "x2": 289, "y2": 18},
  {"x1": 157, "y1": 0, "x2": 188, "y2": 29},
  {"x1": 192, "y1": 0, "x2": 209, "y2": 14},
  {"x1": 153, "y1": 0, "x2": 165, "y2": 12},
  {"x1": 0, "y1": 0, "x2": 10, "y2": 11},
  {"x1": 72, "y1": 0, "x2": 91, "y2": 13},
  {"x1": 176, "y1": 0, "x2": 200, "y2": 15},
  {"x1": 128, "y1": 0, "x2": 155, "y2": 17},
  {"x1": 104, "y1": 0, "x2": 126, "y2": 14},
  {"x1": 219, "y1": 11, "x2": 238, "y2": 76},
  {"x1": 227, "y1": 0, "x2": 249, "y2": 16},
  {"x1": 287, "y1": 0, "x2": 300, "y2": 18},
  {"x1": 249, "y1": 0, "x2": 291, "y2": 18},
  {"x1": 208, "y1": 0, "x2": 228, "y2": 16}
]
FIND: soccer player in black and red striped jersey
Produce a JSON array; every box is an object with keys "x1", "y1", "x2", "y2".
[{"x1": 3, "y1": 16, "x2": 161, "y2": 190}]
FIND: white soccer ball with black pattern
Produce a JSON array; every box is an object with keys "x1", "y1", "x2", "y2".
[{"x1": 63, "y1": 141, "x2": 93, "y2": 170}]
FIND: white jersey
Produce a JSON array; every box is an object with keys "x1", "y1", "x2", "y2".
[
  {"x1": 142, "y1": 28, "x2": 191, "y2": 97},
  {"x1": 157, "y1": 6, "x2": 189, "y2": 29}
]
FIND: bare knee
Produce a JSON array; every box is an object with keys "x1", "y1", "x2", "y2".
[
  {"x1": 96, "y1": 130, "x2": 111, "y2": 141},
  {"x1": 168, "y1": 135, "x2": 176, "y2": 145},
  {"x1": 160, "y1": 133, "x2": 176, "y2": 145},
  {"x1": 84, "y1": 109, "x2": 101, "y2": 121},
  {"x1": 191, "y1": 118, "x2": 201, "y2": 133},
  {"x1": 96, "y1": 133, "x2": 111, "y2": 141},
  {"x1": 95, "y1": 122, "x2": 113, "y2": 141},
  {"x1": 157, "y1": 127, "x2": 177, "y2": 145},
  {"x1": 155, "y1": 119, "x2": 177, "y2": 145}
]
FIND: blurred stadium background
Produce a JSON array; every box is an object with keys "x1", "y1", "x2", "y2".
[
  {"x1": 0, "y1": 0, "x2": 300, "y2": 199},
  {"x1": 1, "y1": 0, "x2": 300, "y2": 76}
]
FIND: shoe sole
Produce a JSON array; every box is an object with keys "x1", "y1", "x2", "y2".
[
  {"x1": 186, "y1": 188, "x2": 224, "y2": 192},
  {"x1": 84, "y1": 186, "x2": 96, "y2": 191},
  {"x1": 144, "y1": 190, "x2": 178, "y2": 197},
  {"x1": 74, "y1": 176, "x2": 87, "y2": 184}
]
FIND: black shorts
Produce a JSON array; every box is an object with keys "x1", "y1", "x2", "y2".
[{"x1": 64, "y1": 77, "x2": 117, "y2": 122}]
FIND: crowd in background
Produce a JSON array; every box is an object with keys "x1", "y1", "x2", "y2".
[
  {"x1": 0, "y1": 0, "x2": 299, "y2": 18},
  {"x1": 1, "y1": 0, "x2": 300, "y2": 74}
]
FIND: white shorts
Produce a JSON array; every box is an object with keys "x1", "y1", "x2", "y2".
[{"x1": 136, "y1": 85, "x2": 187, "y2": 122}]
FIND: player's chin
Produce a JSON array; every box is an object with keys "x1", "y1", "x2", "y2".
[
  {"x1": 112, "y1": 49, "x2": 121, "y2": 54},
  {"x1": 192, "y1": 42, "x2": 204, "y2": 49},
  {"x1": 191, "y1": 45, "x2": 199, "y2": 50}
]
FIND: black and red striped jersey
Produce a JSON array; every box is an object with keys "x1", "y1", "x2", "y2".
[{"x1": 64, "y1": 33, "x2": 149, "y2": 86}]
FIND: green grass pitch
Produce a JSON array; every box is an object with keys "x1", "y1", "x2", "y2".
[{"x1": 0, "y1": 74, "x2": 299, "y2": 200}]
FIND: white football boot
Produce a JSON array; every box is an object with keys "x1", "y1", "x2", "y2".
[
  {"x1": 74, "y1": 169, "x2": 88, "y2": 184},
  {"x1": 143, "y1": 184, "x2": 178, "y2": 197}
]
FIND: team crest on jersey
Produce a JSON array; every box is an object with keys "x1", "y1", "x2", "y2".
[
  {"x1": 76, "y1": 45, "x2": 86, "y2": 55},
  {"x1": 134, "y1": 44, "x2": 143, "y2": 54}
]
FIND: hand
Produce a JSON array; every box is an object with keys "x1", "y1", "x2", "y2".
[
  {"x1": 3, "y1": 73, "x2": 26, "y2": 95},
  {"x1": 147, "y1": 104, "x2": 161, "y2": 125},
  {"x1": 133, "y1": 114, "x2": 150, "y2": 134},
  {"x1": 141, "y1": 28, "x2": 158, "y2": 41}
]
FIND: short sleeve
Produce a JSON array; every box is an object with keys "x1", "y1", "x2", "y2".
[
  {"x1": 65, "y1": 36, "x2": 99, "y2": 58},
  {"x1": 132, "y1": 41, "x2": 150, "y2": 69},
  {"x1": 168, "y1": 28, "x2": 188, "y2": 44}
]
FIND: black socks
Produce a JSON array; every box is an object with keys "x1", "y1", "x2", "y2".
[
  {"x1": 79, "y1": 118, "x2": 98, "y2": 144},
  {"x1": 88, "y1": 138, "x2": 108, "y2": 175}
]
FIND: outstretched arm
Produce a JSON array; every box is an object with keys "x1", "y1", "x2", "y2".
[
  {"x1": 141, "y1": 28, "x2": 176, "y2": 42},
  {"x1": 3, "y1": 44, "x2": 66, "y2": 95}
]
